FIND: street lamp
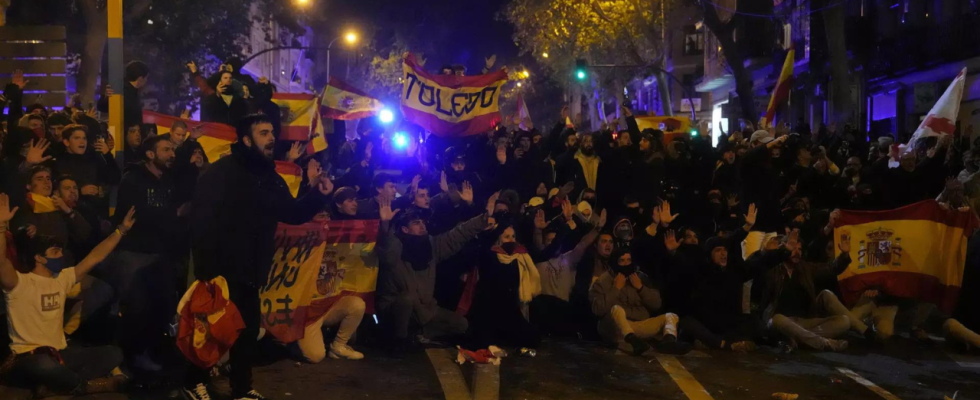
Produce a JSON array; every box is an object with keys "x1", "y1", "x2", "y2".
[
  {"x1": 327, "y1": 30, "x2": 358, "y2": 80},
  {"x1": 542, "y1": 52, "x2": 549, "y2": 58},
  {"x1": 295, "y1": 0, "x2": 310, "y2": 7}
]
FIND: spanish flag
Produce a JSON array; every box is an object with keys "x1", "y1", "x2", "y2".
[
  {"x1": 143, "y1": 111, "x2": 236, "y2": 162},
  {"x1": 275, "y1": 161, "x2": 302, "y2": 198},
  {"x1": 272, "y1": 93, "x2": 328, "y2": 155},
  {"x1": 835, "y1": 200, "x2": 980, "y2": 313},
  {"x1": 760, "y1": 49, "x2": 794, "y2": 129},
  {"x1": 261, "y1": 219, "x2": 379, "y2": 344},
  {"x1": 26, "y1": 193, "x2": 57, "y2": 213},
  {"x1": 320, "y1": 77, "x2": 383, "y2": 121}
]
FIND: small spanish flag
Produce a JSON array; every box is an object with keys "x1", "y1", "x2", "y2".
[
  {"x1": 760, "y1": 49, "x2": 794, "y2": 129},
  {"x1": 143, "y1": 111, "x2": 236, "y2": 162},
  {"x1": 26, "y1": 193, "x2": 57, "y2": 213},
  {"x1": 275, "y1": 161, "x2": 303, "y2": 198},
  {"x1": 320, "y1": 77, "x2": 382, "y2": 121}
]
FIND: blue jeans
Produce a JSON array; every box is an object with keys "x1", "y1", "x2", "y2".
[{"x1": 7, "y1": 345, "x2": 122, "y2": 394}]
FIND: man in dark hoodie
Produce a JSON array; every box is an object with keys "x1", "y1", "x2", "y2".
[
  {"x1": 102, "y1": 135, "x2": 179, "y2": 371},
  {"x1": 97, "y1": 61, "x2": 148, "y2": 130},
  {"x1": 53, "y1": 124, "x2": 120, "y2": 216},
  {"x1": 740, "y1": 131, "x2": 789, "y2": 260},
  {"x1": 183, "y1": 114, "x2": 333, "y2": 400},
  {"x1": 201, "y1": 71, "x2": 249, "y2": 127}
]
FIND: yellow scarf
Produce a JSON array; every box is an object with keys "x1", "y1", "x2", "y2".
[
  {"x1": 495, "y1": 252, "x2": 541, "y2": 303},
  {"x1": 574, "y1": 150, "x2": 600, "y2": 190}
]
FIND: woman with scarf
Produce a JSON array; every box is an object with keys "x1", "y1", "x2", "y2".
[{"x1": 467, "y1": 215, "x2": 542, "y2": 349}]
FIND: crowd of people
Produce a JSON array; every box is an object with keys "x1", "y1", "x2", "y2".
[{"x1": 0, "y1": 58, "x2": 977, "y2": 400}]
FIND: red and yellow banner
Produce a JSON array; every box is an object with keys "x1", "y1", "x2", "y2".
[
  {"x1": 400, "y1": 53, "x2": 507, "y2": 137},
  {"x1": 321, "y1": 77, "x2": 383, "y2": 121},
  {"x1": 259, "y1": 220, "x2": 379, "y2": 344},
  {"x1": 143, "y1": 111, "x2": 236, "y2": 162},
  {"x1": 760, "y1": 49, "x2": 794, "y2": 128},
  {"x1": 835, "y1": 200, "x2": 980, "y2": 313}
]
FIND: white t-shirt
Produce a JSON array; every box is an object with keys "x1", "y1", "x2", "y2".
[{"x1": 3, "y1": 267, "x2": 75, "y2": 354}]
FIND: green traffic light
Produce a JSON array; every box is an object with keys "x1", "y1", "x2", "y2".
[
  {"x1": 690, "y1": 129, "x2": 698, "y2": 136},
  {"x1": 576, "y1": 70, "x2": 586, "y2": 80}
]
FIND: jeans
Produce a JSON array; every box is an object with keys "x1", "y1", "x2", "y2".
[
  {"x1": 380, "y1": 294, "x2": 468, "y2": 341},
  {"x1": 6, "y1": 345, "x2": 122, "y2": 395},
  {"x1": 769, "y1": 291, "x2": 851, "y2": 349},
  {"x1": 678, "y1": 315, "x2": 760, "y2": 349},
  {"x1": 100, "y1": 250, "x2": 175, "y2": 358},
  {"x1": 185, "y1": 281, "x2": 260, "y2": 397},
  {"x1": 294, "y1": 296, "x2": 366, "y2": 363}
]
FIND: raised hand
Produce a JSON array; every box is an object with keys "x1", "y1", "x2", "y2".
[
  {"x1": 557, "y1": 181, "x2": 575, "y2": 199},
  {"x1": 486, "y1": 191, "x2": 501, "y2": 215},
  {"x1": 0, "y1": 194, "x2": 19, "y2": 223},
  {"x1": 485, "y1": 54, "x2": 497, "y2": 70},
  {"x1": 621, "y1": 104, "x2": 633, "y2": 118},
  {"x1": 180, "y1": 108, "x2": 191, "y2": 120},
  {"x1": 534, "y1": 209, "x2": 547, "y2": 230},
  {"x1": 93, "y1": 141, "x2": 110, "y2": 155},
  {"x1": 664, "y1": 230, "x2": 680, "y2": 252},
  {"x1": 85, "y1": 106, "x2": 98, "y2": 118},
  {"x1": 12, "y1": 69, "x2": 28, "y2": 89},
  {"x1": 597, "y1": 208, "x2": 608, "y2": 228},
  {"x1": 186, "y1": 61, "x2": 198, "y2": 74},
  {"x1": 306, "y1": 158, "x2": 323, "y2": 185},
  {"x1": 216, "y1": 81, "x2": 228, "y2": 96},
  {"x1": 25, "y1": 139, "x2": 53, "y2": 166},
  {"x1": 439, "y1": 171, "x2": 449, "y2": 193},
  {"x1": 80, "y1": 185, "x2": 100, "y2": 196},
  {"x1": 379, "y1": 196, "x2": 400, "y2": 222},
  {"x1": 496, "y1": 145, "x2": 507, "y2": 164},
  {"x1": 659, "y1": 201, "x2": 679, "y2": 226},
  {"x1": 839, "y1": 231, "x2": 851, "y2": 254},
  {"x1": 628, "y1": 273, "x2": 643, "y2": 290},
  {"x1": 561, "y1": 199, "x2": 574, "y2": 221},
  {"x1": 286, "y1": 142, "x2": 304, "y2": 163},
  {"x1": 410, "y1": 174, "x2": 422, "y2": 194},
  {"x1": 26, "y1": 225, "x2": 36, "y2": 238},
  {"x1": 744, "y1": 203, "x2": 758, "y2": 227},
  {"x1": 189, "y1": 126, "x2": 205, "y2": 141},
  {"x1": 460, "y1": 181, "x2": 474, "y2": 204},
  {"x1": 726, "y1": 193, "x2": 739, "y2": 208},
  {"x1": 651, "y1": 205, "x2": 662, "y2": 227}
]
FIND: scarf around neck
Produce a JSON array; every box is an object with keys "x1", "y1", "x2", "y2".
[
  {"x1": 491, "y1": 244, "x2": 541, "y2": 303},
  {"x1": 574, "y1": 150, "x2": 600, "y2": 190}
]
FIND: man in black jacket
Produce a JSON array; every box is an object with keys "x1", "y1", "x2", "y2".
[
  {"x1": 183, "y1": 114, "x2": 332, "y2": 400},
  {"x1": 102, "y1": 135, "x2": 178, "y2": 371},
  {"x1": 201, "y1": 71, "x2": 249, "y2": 127},
  {"x1": 97, "y1": 61, "x2": 148, "y2": 130}
]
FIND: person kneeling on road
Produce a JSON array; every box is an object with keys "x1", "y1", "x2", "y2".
[
  {"x1": 590, "y1": 247, "x2": 690, "y2": 356},
  {"x1": 0, "y1": 194, "x2": 133, "y2": 396}
]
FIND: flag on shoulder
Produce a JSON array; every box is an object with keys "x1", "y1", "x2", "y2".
[{"x1": 321, "y1": 77, "x2": 383, "y2": 121}]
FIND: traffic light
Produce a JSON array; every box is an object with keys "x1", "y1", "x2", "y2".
[
  {"x1": 690, "y1": 129, "x2": 699, "y2": 137},
  {"x1": 575, "y1": 59, "x2": 587, "y2": 81}
]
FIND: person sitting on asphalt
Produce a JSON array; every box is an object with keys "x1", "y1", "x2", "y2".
[
  {"x1": 758, "y1": 231, "x2": 851, "y2": 352},
  {"x1": 590, "y1": 247, "x2": 690, "y2": 356},
  {"x1": 0, "y1": 194, "x2": 134, "y2": 396},
  {"x1": 848, "y1": 289, "x2": 980, "y2": 352},
  {"x1": 375, "y1": 194, "x2": 492, "y2": 356}
]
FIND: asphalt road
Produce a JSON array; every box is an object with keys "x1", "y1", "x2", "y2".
[{"x1": 7, "y1": 332, "x2": 977, "y2": 400}]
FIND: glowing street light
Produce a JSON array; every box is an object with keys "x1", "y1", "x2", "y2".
[
  {"x1": 542, "y1": 52, "x2": 549, "y2": 58},
  {"x1": 345, "y1": 32, "x2": 358, "y2": 44},
  {"x1": 379, "y1": 109, "x2": 394, "y2": 124},
  {"x1": 521, "y1": 70, "x2": 530, "y2": 79},
  {"x1": 516, "y1": 82, "x2": 522, "y2": 87},
  {"x1": 295, "y1": 0, "x2": 310, "y2": 6},
  {"x1": 393, "y1": 132, "x2": 409, "y2": 149}
]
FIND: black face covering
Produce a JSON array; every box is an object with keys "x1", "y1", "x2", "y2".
[
  {"x1": 613, "y1": 262, "x2": 637, "y2": 276},
  {"x1": 500, "y1": 242, "x2": 518, "y2": 254},
  {"x1": 398, "y1": 234, "x2": 433, "y2": 270},
  {"x1": 625, "y1": 208, "x2": 642, "y2": 223}
]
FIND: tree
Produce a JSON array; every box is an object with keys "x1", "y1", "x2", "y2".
[
  {"x1": 696, "y1": 0, "x2": 758, "y2": 123},
  {"x1": 504, "y1": 0, "x2": 674, "y2": 120},
  {"x1": 818, "y1": 0, "x2": 852, "y2": 124}
]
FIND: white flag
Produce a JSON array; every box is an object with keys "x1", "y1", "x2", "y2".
[{"x1": 906, "y1": 67, "x2": 967, "y2": 155}]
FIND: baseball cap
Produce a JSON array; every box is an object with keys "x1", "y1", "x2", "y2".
[{"x1": 750, "y1": 130, "x2": 774, "y2": 144}]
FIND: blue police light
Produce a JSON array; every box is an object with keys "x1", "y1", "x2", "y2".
[
  {"x1": 379, "y1": 109, "x2": 394, "y2": 124},
  {"x1": 393, "y1": 132, "x2": 409, "y2": 149}
]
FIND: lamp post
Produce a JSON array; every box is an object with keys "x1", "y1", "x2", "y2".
[{"x1": 326, "y1": 31, "x2": 357, "y2": 81}]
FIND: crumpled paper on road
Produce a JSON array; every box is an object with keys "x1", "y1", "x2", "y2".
[{"x1": 455, "y1": 345, "x2": 507, "y2": 365}]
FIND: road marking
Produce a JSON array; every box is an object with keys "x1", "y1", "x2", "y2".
[
  {"x1": 654, "y1": 353, "x2": 715, "y2": 400},
  {"x1": 837, "y1": 367, "x2": 903, "y2": 400},
  {"x1": 471, "y1": 363, "x2": 500, "y2": 400},
  {"x1": 943, "y1": 350, "x2": 980, "y2": 368},
  {"x1": 425, "y1": 348, "x2": 472, "y2": 400}
]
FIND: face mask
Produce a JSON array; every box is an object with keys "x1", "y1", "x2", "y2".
[
  {"x1": 44, "y1": 256, "x2": 66, "y2": 275},
  {"x1": 500, "y1": 242, "x2": 518, "y2": 254},
  {"x1": 613, "y1": 262, "x2": 637, "y2": 276}
]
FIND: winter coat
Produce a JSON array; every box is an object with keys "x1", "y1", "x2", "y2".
[{"x1": 589, "y1": 270, "x2": 662, "y2": 321}]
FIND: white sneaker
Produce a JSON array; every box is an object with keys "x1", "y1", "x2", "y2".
[
  {"x1": 182, "y1": 383, "x2": 212, "y2": 400},
  {"x1": 329, "y1": 342, "x2": 365, "y2": 360}
]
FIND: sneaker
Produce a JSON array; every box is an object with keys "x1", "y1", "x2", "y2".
[
  {"x1": 235, "y1": 389, "x2": 270, "y2": 400},
  {"x1": 329, "y1": 342, "x2": 365, "y2": 360},
  {"x1": 624, "y1": 333, "x2": 651, "y2": 356},
  {"x1": 729, "y1": 341, "x2": 757, "y2": 353},
  {"x1": 182, "y1": 383, "x2": 212, "y2": 400},
  {"x1": 825, "y1": 339, "x2": 849, "y2": 352}
]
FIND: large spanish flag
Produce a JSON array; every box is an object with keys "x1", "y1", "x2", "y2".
[
  {"x1": 275, "y1": 161, "x2": 302, "y2": 198},
  {"x1": 320, "y1": 77, "x2": 383, "y2": 120},
  {"x1": 260, "y1": 219, "x2": 379, "y2": 344},
  {"x1": 834, "y1": 200, "x2": 980, "y2": 313},
  {"x1": 143, "y1": 111, "x2": 236, "y2": 162},
  {"x1": 760, "y1": 49, "x2": 794, "y2": 129},
  {"x1": 401, "y1": 53, "x2": 508, "y2": 137},
  {"x1": 272, "y1": 93, "x2": 327, "y2": 155}
]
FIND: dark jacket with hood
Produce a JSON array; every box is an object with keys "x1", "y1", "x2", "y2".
[{"x1": 190, "y1": 142, "x2": 326, "y2": 287}]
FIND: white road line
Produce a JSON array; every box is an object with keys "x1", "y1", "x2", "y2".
[
  {"x1": 654, "y1": 353, "x2": 715, "y2": 400},
  {"x1": 471, "y1": 363, "x2": 500, "y2": 400},
  {"x1": 425, "y1": 348, "x2": 472, "y2": 400},
  {"x1": 837, "y1": 367, "x2": 903, "y2": 400}
]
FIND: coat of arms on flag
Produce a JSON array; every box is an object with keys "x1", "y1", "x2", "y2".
[{"x1": 855, "y1": 227, "x2": 901, "y2": 268}]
